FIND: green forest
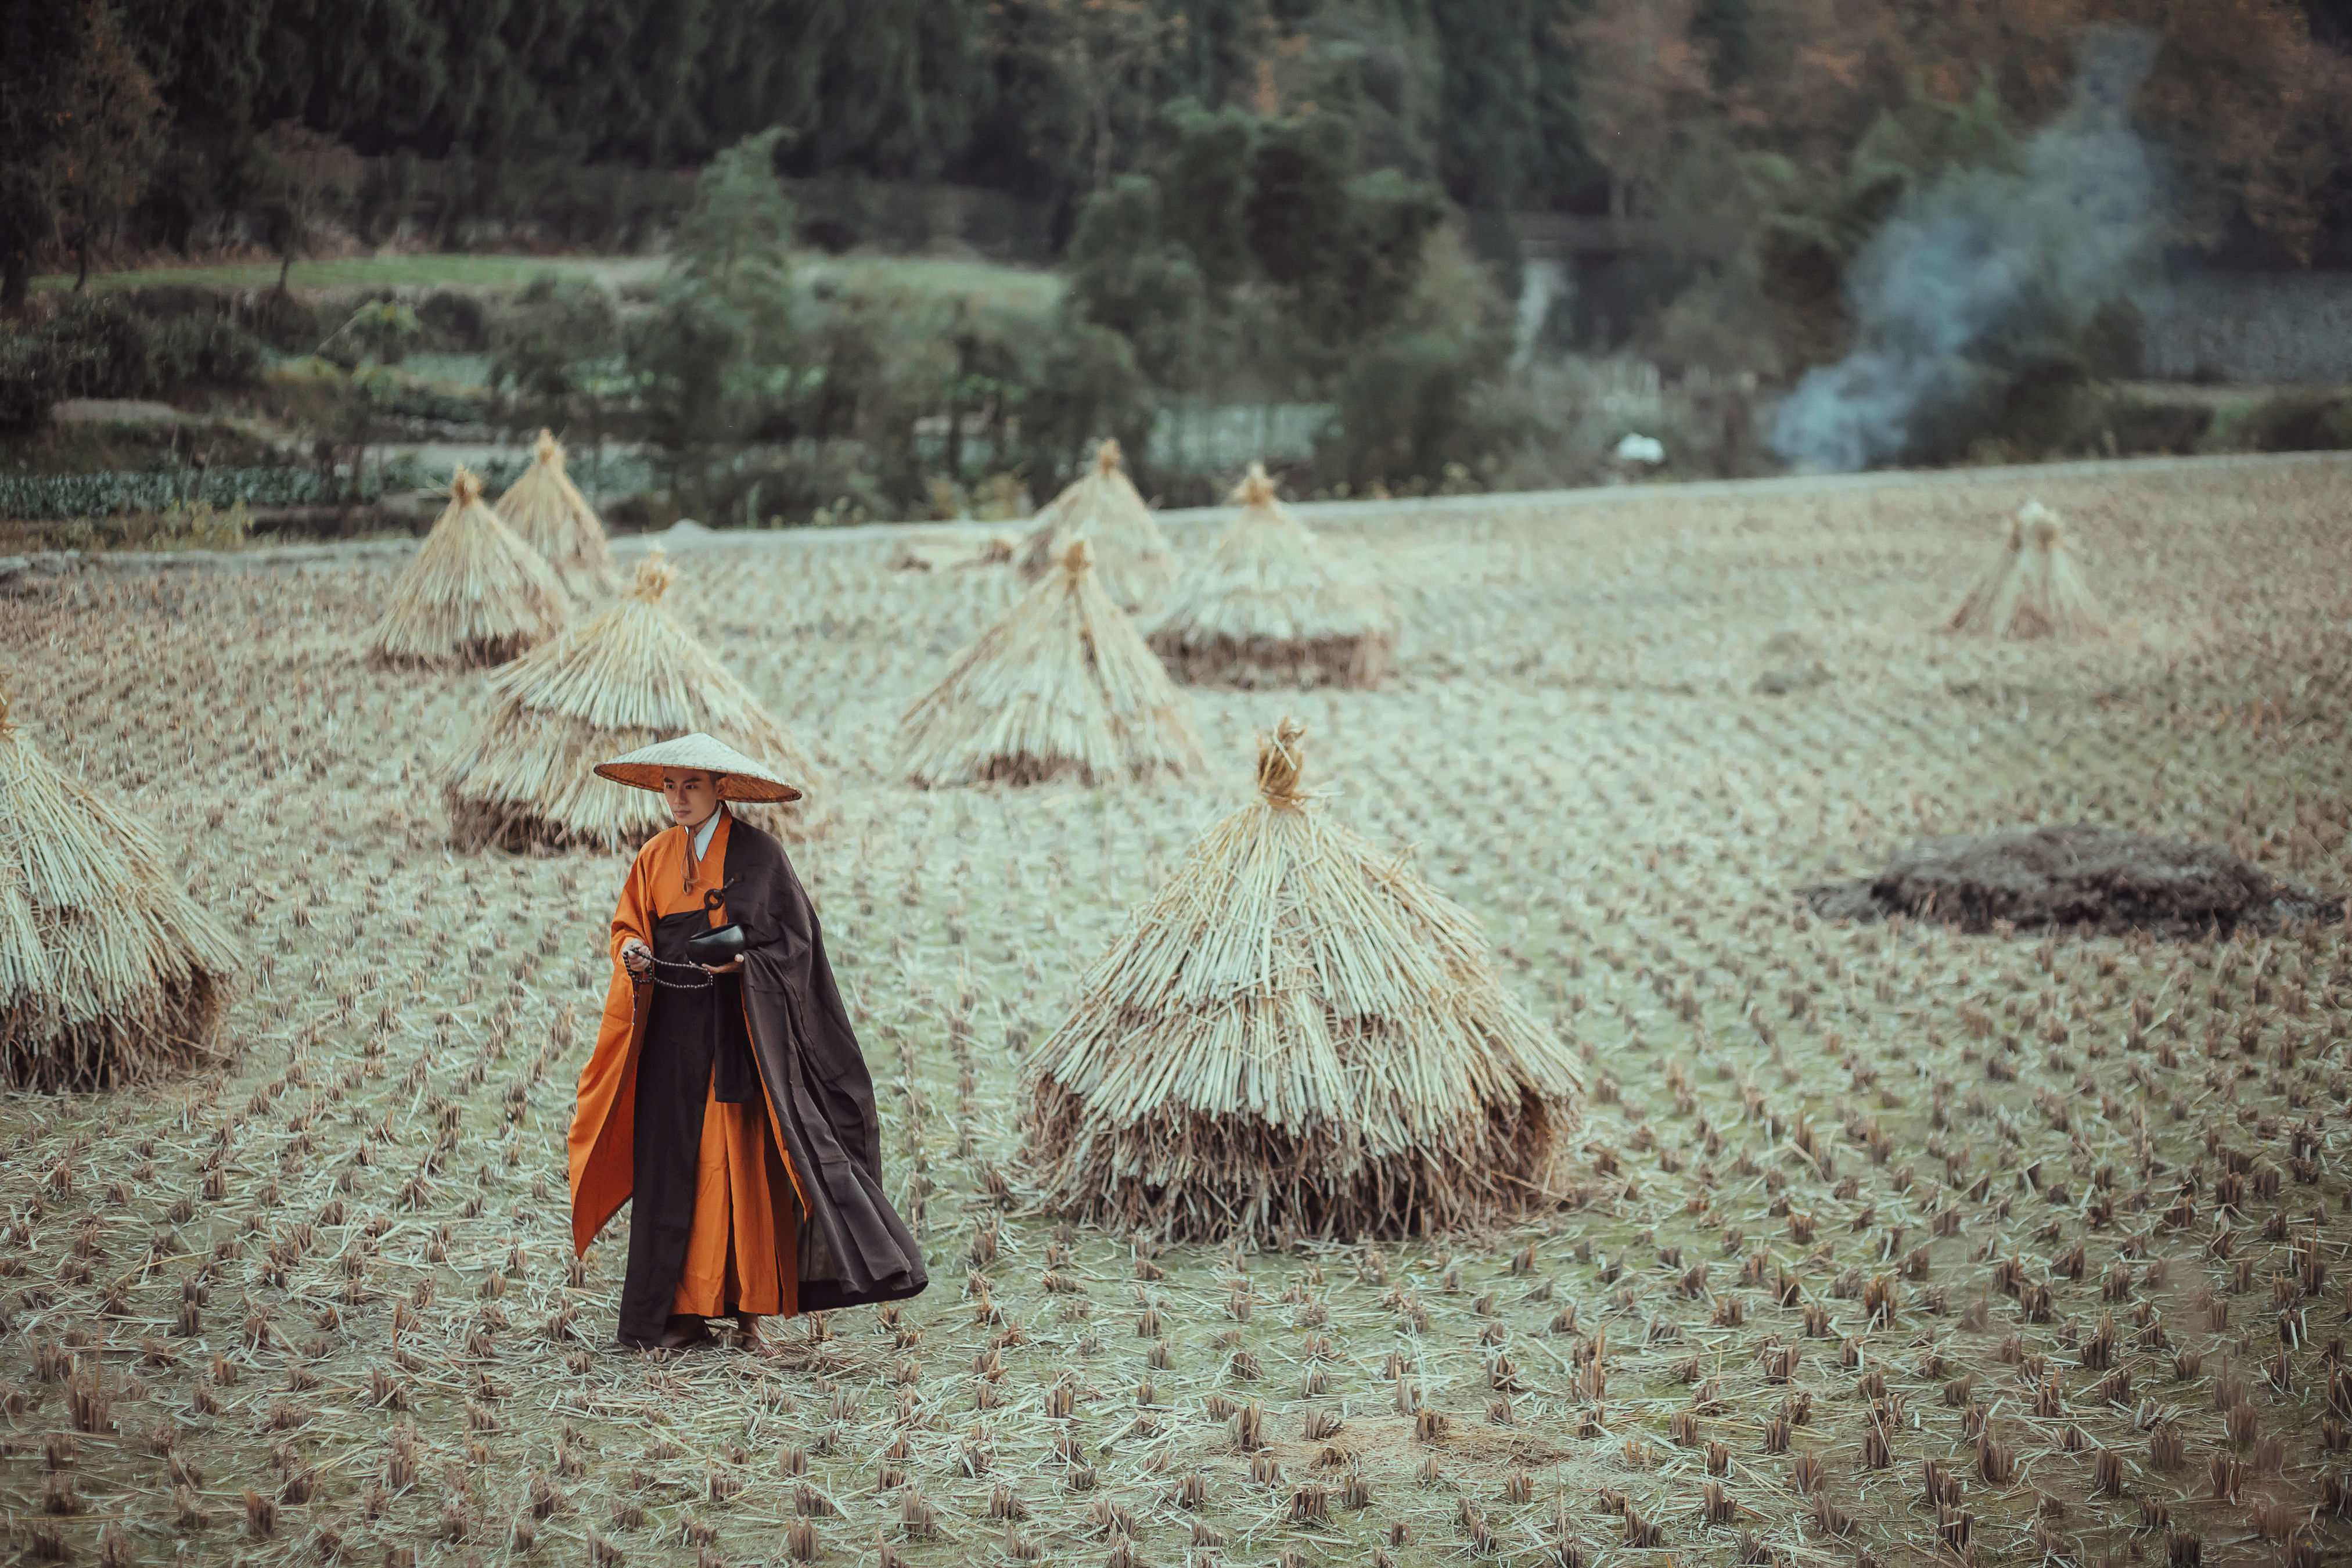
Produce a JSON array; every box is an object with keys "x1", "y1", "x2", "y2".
[{"x1": 5, "y1": 0, "x2": 2352, "y2": 534}]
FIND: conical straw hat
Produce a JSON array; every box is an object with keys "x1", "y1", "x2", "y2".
[
  {"x1": 595, "y1": 733, "x2": 802, "y2": 802},
  {"x1": 495, "y1": 430, "x2": 621, "y2": 601},
  {"x1": 1146, "y1": 462, "x2": 1395, "y2": 688},
  {"x1": 0, "y1": 693, "x2": 242, "y2": 1091},
  {"x1": 1022, "y1": 718, "x2": 1581, "y2": 1243},
  {"x1": 1014, "y1": 438, "x2": 1174, "y2": 610},
  {"x1": 366, "y1": 466, "x2": 570, "y2": 668}
]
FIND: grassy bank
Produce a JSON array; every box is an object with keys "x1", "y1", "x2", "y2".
[{"x1": 28, "y1": 252, "x2": 1063, "y2": 312}]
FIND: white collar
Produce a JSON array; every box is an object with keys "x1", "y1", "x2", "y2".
[{"x1": 692, "y1": 807, "x2": 725, "y2": 862}]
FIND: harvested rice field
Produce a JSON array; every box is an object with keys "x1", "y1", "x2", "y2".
[{"x1": 5, "y1": 451, "x2": 2352, "y2": 1568}]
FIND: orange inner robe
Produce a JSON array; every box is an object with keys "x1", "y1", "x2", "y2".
[{"x1": 569, "y1": 811, "x2": 802, "y2": 1319}]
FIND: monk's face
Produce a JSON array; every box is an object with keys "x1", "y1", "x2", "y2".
[{"x1": 661, "y1": 771, "x2": 721, "y2": 829}]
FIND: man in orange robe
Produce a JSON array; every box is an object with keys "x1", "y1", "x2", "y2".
[{"x1": 568, "y1": 735, "x2": 926, "y2": 1350}]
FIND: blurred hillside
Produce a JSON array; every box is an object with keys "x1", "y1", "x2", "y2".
[
  {"x1": 10, "y1": 0, "x2": 2342, "y2": 267},
  {"x1": 4, "y1": 0, "x2": 2350, "y2": 530}
]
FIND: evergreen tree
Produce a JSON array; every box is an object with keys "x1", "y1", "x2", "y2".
[
  {"x1": 1243, "y1": 110, "x2": 1356, "y2": 295},
  {"x1": 1155, "y1": 0, "x2": 1271, "y2": 107},
  {"x1": 1066, "y1": 175, "x2": 1209, "y2": 389},
  {"x1": 1690, "y1": 0, "x2": 1754, "y2": 87},
  {"x1": 256, "y1": 120, "x2": 364, "y2": 289},
  {"x1": 1429, "y1": 0, "x2": 1595, "y2": 210},
  {"x1": 123, "y1": 0, "x2": 274, "y2": 142},
  {"x1": 630, "y1": 128, "x2": 800, "y2": 513},
  {"x1": 1156, "y1": 98, "x2": 1257, "y2": 294},
  {"x1": 0, "y1": 0, "x2": 167, "y2": 302},
  {"x1": 670, "y1": 126, "x2": 796, "y2": 318},
  {"x1": 121, "y1": 0, "x2": 274, "y2": 256},
  {"x1": 725, "y1": 0, "x2": 983, "y2": 179}
]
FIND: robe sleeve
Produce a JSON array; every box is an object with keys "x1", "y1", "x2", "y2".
[
  {"x1": 610, "y1": 848, "x2": 654, "y2": 964},
  {"x1": 570, "y1": 838, "x2": 668, "y2": 1257}
]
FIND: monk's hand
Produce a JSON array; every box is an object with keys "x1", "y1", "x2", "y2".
[
  {"x1": 702, "y1": 954, "x2": 746, "y2": 976},
  {"x1": 621, "y1": 940, "x2": 653, "y2": 978}
]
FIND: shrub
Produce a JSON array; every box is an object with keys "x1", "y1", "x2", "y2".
[
  {"x1": 0, "y1": 332, "x2": 53, "y2": 430},
  {"x1": 2213, "y1": 390, "x2": 2352, "y2": 454},
  {"x1": 140, "y1": 498, "x2": 256, "y2": 551},
  {"x1": 2067, "y1": 385, "x2": 2213, "y2": 456},
  {"x1": 1322, "y1": 329, "x2": 1497, "y2": 490},
  {"x1": 149, "y1": 314, "x2": 265, "y2": 389},
  {"x1": 1019, "y1": 319, "x2": 1154, "y2": 488},
  {"x1": 45, "y1": 297, "x2": 156, "y2": 400},
  {"x1": 147, "y1": 317, "x2": 208, "y2": 389},
  {"x1": 349, "y1": 364, "x2": 485, "y2": 424},
  {"x1": 239, "y1": 289, "x2": 323, "y2": 353},
  {"x1": 700, "y1": 443, "x2": 893, "y2": 529},
  {"x1": 322, "y1": 300, "x2": 421, "y2": 368},
  {"x1": 490, "y1": 274, "x2": 621, "y2": 430},
  {"x1": 125, "y1": 285, "x2": 235, "y2": 325},
  {"x1": 6, "y1": 499, "x2": 256, "y2": 553},
  {"x1": 1065, "y1": 177, "x2": 1209, "y2": 389},
  {"x1": 415, "y1": 290, "x2": 488, "y2": 352},
  {"x1": 626, "y1": 288, "x2": 757, "y2": 512}
]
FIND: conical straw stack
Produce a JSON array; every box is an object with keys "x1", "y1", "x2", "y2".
[
  {"x1": 366, "y1": 467, "x2": 570, "y2": 668},
  {"x1": 1945, "y1": 507, "x2": 2025, "y2": 634},
  {"x1": 0, "y1": 694, "x2": 241, "y2": 1091},
  {"x1": 1146, "y1": 462, "x2": 1396, "y2": 687},
  {"x1": 442, "y1": 549, "x2": 822, "y2": 849},
  {"x1": 1023, "y1": 719, "x2": 1581, "y2": 1243},
  {"x1": 494, "y1": 430, "x2": 621, "y2": 600},
  {"x1": 898, "y1": 537, "x2": 1203, "y2": 787},
  {"x1": 1948, "y1": 499, "x2": 2104, "y2": 639},
  {"x1": 1015, "y1": 438, "x2": 1174, "y2": 610}
]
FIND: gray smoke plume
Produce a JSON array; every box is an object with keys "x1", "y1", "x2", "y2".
[{"x1": 1770, "y1": 28, "x2": 2160, "y2": 473}]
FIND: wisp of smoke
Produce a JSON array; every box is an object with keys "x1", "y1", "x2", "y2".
[{"x1": 1770, "y1": 28, "x2": 2160, "y2": 473}]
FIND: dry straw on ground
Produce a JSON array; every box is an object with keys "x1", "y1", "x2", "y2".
[
  {"x1": 889, "y1": 530, "x2": 1021, "y2": 573},
  {"x1": 2, "y1": 452, "x2": 2351, "y2": 1568},
  {"x1": 898, "y1": 537, "x2": 1204, "y2": 787},
  {"x1": 0, "y1": 693, "x2": 239, "y2": 1090},
  {"x1": 1025, "y1": 719, "x2": 1582, "y2": 1243},
  {"x1": 1147, "y1": 463, "x2": 1396, "y2": 688},
  {"x1": 441, "y1": 549, "x2": 822, "y2": 849},
  {"x1": 365, "y1": 466, "x2": 570, "y2": 668},
  {"x1": 1015, "y1": 439, "x2": 1174, "y2": 610},
  {"x1": 493, "y1": 430, "x2": 621, "y2": 602},
  {"x1": 1947, "y1": 498, "x2": 2105, "y2": 638}
]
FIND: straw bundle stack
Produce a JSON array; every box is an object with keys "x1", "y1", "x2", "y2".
[
  {"x1": 442, "y1": 550, "x2": 822, "y2": 849},
  {"x1": 494, "y1": 430, "x2": 621, "y2": 600},
  {"x1": 0, "y1": 695, "x2": 240, "y2": 1091},
  {"x1": 888, "y1": 530, "x2": 1022, "y2": 572},
  {"x1": 1024, "y1": 720, "x2": 1581, "y2": 1243},
  {"x1": 366, "y1": 467, "x2": 570, "y2": 668},
  {"x1": 1146, "y1": 463, "x2": 1396, "y2": 687},
  {"x1": 1947, "y1": 499, "x2": 2105, "y2": 638},
  {"x1": 1015, "y1": 439, "x2": 1174, "y2": 609},
  {"x1": 898, "y1": 538, "x2": 1204, "y2": 787}
]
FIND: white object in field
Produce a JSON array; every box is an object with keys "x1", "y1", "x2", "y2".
[{"x1": 1614, "y1": 433, "x2": 1666, "y2": 465}]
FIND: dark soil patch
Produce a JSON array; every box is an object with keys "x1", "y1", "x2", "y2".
[{"x1": 1806, "y1": 823, "x2": 2342, "y2": 935}]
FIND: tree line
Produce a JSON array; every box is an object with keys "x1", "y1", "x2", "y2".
[
  {"x1": 0, "y1": 0, "x2": 1596, "y2": 299},
  {"x1": 5, "y1": 0, "x2": 2350, "y2": 510},
  {"x1": 7, "y1": 0, "x2": 2350, "y2": 301}
]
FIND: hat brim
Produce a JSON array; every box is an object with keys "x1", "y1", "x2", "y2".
[{"x1": 592, "y1": 761, "x2": 802, "y2": 803}]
